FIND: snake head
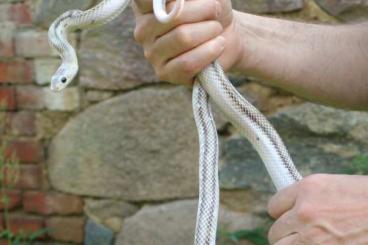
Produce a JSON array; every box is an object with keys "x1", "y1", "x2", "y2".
[{"x1": 50, "y1": 64, "x2": 78, "y2": 92}]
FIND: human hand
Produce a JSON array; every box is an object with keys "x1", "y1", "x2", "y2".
[
  {"x1": 267, "y1": 174, "x2": 368, "y2": 244},
  {"x1": 133, "y1": 0, "x2": 243, "y2": 85}
]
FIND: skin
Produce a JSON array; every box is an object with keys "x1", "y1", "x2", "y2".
[
  {"x1": 268, "y1": 174, "x2": 368, "y2": 245},
  {"x1": 133, "y1": 0, "x2": 368, "y2": 244}
]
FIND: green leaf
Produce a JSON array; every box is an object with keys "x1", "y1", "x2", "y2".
[
  {"x1": 344, "y1": 154, "x2": 368, "y2": 175},
  {"x1": 29, "y1": 228, "x2": 49, "y2": 241},
  {"x1": 226, "y1": 228, "x2": 269, "y2": 245},
  {"x1": 1, "y1": 195, "x2": 10, "y2": 205},
  {"x1": 0, "y1": 229, "x2": 13, "y2": 239}
]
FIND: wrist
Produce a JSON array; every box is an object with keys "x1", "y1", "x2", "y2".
[
  {"x1": 231, "y1": 11, "x2": 263, "y2": 74},
  {"x1": 231, "y1": 12, "x2": 303, "y2": 85}
]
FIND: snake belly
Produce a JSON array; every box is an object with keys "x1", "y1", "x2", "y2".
[{"x1": 48, "y1": 0, "x2": 303, "y2": 245}]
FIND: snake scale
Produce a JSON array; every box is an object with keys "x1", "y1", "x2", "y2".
[{"x1": 48, "y1": 0, "x2": 302, "y2": 244}]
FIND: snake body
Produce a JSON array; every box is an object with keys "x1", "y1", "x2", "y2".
[{"x1": 49, "y1": 1, "x2": 302, "y2": 244}]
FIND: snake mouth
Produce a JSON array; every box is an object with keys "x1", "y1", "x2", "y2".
[
  {"x1": 50, "y1": 82, "x2": 64, "y2": 92},
  {"x1": 50, "y1": 88, "x2": 62, "y2": 93}
]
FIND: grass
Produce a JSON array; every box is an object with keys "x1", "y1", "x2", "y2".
[
  {"x1": 344, "y1": 154, "x2": 368, "y2": 175},
  {"x1": 218, "y1": 227, "x2": 269, "y2": 245},
  {"x1": 0, "y1": 104, "x2": 48, "y2": 244}
]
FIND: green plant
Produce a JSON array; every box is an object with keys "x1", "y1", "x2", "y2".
[
  {"x1": 228, "y1": 228, "x2": 269, "y2": 245},
  {"x1": 218, "y1": 227, "x2": 269, "y2": 245},
  {"x1": 0, "y1": 110, "x2": 48, "y2": 244},
  {"x1": 344, "y1": 154, "x2": 368, "y2": 175}
]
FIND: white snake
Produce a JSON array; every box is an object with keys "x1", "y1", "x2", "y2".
[{"x1": 48, "y1": 0, "x2": 302, "y2": 244}]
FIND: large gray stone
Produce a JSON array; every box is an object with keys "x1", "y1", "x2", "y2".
[
  {"x1": 48, "y1": 86, "x2": 199, "y2": 201},
  {"x1": 32, "y1": 0, "x2": 94, "y2": 28},
  {"x1": 219, "y1": 103, "x2": 368, "y2": 193},
  {"x1": 276, "y1": 103, "x2": 368, "y2": 142},
  {"x1": 85, "y1": 219, "x2": 114, "y2": 245},
  {"x1": 116, "y1": 200, "x2": 264, "y2": 245},
  {"x1": 315, "y1": 0, "x2": 368, "y2": 21},
  {"x1": 84, "y1": 198, "x2": 139, "y2": 232},
  {"x1": 79, "y1": 8, "x2": 157, "y2": 91}
]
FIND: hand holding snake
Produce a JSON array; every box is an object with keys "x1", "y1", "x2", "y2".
[
  {"x1": 133, "y1": 0, "x2": 238, "y2": 85},
  {"x1": 48, "y1": 0, "x2": 302, "y2": 244}
]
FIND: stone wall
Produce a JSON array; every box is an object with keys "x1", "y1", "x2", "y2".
[{"x1": 0, "y1": 0, "x2": 367, "y2": 244}]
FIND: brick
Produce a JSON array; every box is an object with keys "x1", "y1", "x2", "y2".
[
  {"x1": 17, "y1": 165, "x2": 43, "y2": 189},
  {"x1": 0, "y1": 61, "x2": 33, "y2": 84},
  {"x1": 16, "y1": 86, "x2": 80, "y2": 111},
  {"x1": 15, "y1": 30, "x2": 55, "y2": 57},
  {"x1": 46, "y1": 217, "x2": 84, "y2": 243},
  {"x1": 43, "y1": 87, "x2": 80, "y2": 111},
  {"x1": 0, "y1": 189, "x2": 21, "y2": 211},
  {"x1": 34, "y1": 59, "x2": 59, "y2": 85},
  {"x1": 23, "y1": 191, "x2": 84, "y2": 215},
  {"x1": 0, "y1": 4, "x2": 12, "y2": 23},
  {"x1": 10, "y1": 3, "x2": 32, "y2": 26},
  {"x1": 0, "y1": 112, "x2": 10, "y2": 135},
  {"x1": 4, "y1": 165, "x2": 43, "y2": 189},
  {"x1": 0, "y1": 87, "x2": 16, "y2": 110},
  {"x1": 7, "y1": 215, "x2": 45, "y2": 236},
  {"x1": 0, "y1": 213, "x2": 3, "y2": 231},
  {"x1": 0, "y1": 162, "x2": 19, "y2": 188},
  {"x1": 16, "y1": 86, "x2": 44, "y2": 110},
  {"x1": 0, "y1": 22, "x2": 16, "y2": 57},
  {"x1": 8, "y1": 111, "x2": 36, "y2": 136},
  {"x1": 5, "y1": 139, "x2": 43, "y2": 163},
  {"x1": 0, "y1": 3, "x2": 31, "y2": 26}
]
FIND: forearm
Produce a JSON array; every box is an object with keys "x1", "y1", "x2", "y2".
[{"x1": 233, "y1": 11, "x2": 368, "y2": 110}]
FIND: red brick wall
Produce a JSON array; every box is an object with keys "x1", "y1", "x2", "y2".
[{"x1": 0, "y1": 0, "x2": 85, "y2": 243}]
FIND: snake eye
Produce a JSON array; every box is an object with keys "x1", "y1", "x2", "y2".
[{"x1": 61, "y1": 77, "x2": 67, "y2": 83}]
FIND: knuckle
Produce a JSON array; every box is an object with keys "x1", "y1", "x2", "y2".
[
  {"x1": 208, "y1": 40, "x2": 221, "y2": 56},
  {"x1": 214, "y1": 22, "x2": 224, "y2": 34},
  {"x1": 174, "y1": 26, "x2": 192, "y2": 47},
  {"x1": 133, "y1": 15, "x2": 153, "y2": 43},
  {"x1": 143, "y1": 49, "x2": 149, "y2": 59},
  {"x1": 267, "y1": 197, "x2": 278, "y2": 218},
  {"x1": 299, "y1": 174, "x2": 327, "y2": 191},
  {"x1": 133, "y1": 25, "x2": 144, "y2": 43},
  {"x1": 143, "y1": 48, "x2": 153, "y2": 61},
  {"x1": 296, "y1": 203, "x2": 317, "y2": 223}
]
